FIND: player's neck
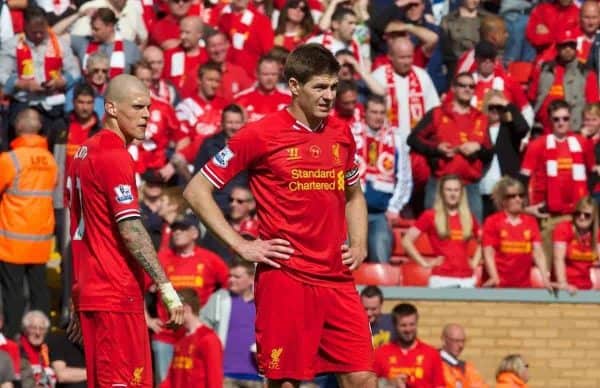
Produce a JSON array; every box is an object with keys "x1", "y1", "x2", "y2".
[
  {"x1": 103, "y1": 120, "x2": 128, "y2": 144},
  {"x1": 287, "y1": 105, "x2": 323, "y2": 131}
]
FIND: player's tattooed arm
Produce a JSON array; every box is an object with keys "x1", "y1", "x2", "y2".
[{"x1": 117, "y1": 218, "x2": 169, "y2": 284}]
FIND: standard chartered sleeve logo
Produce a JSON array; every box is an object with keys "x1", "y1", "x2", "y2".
[{"x1": 288, "y1": 168, "x2": 345, "y2": 191}]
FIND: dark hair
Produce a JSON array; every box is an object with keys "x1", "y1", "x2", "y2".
[
  {"x1": 547, "y1": 99, "x2": 571, "y2": 116},
  {"x1": 222, "y1": 103, "x2": 245, "y2": 117},
  {"x1": 258, "y1": 54, "x2": 280, "y2": 69},
  {"x1": 391, "y1": 303, "x2": 418, "y2": 325},
  {"x1": 177, "y1": 288, "x2": 200, "y2": 315},
  {"x1": 24, "y1": 6, "x2": 47, "y2": 24},
  {"x1": 230, "y1": 257, "x2": 256, "y2": 276},
  {"x1": 366, "y1": 94, "x2": 386, "y2": 108},
  {"x1": 335, "y1": 48, "x2": 354, "y2": 58},
  {"x1": 453, "y1": 72, "x2": 474, "y2": 86},
  {"x1": 337, "y1": 79, "x2": 358, "y2": 96},
  {"x1": 331, "y1": 7, "x2": 355, "y2": 23},
  {"x1": 360, "y1": 285, "x2": 383, "y2": 302},
  {"x1": 91, "y1": 7, "x2": 118, "y2": 25},
  {"x1": 198, "y1": 61, "x2": 222, "y2": 78},
  {"x1": 275, "y1": 0, "x2": 314, "y2": 37},
  {"x1": 132, "y1": 60, "x2": 152, "y2": 75},
  {"x1": 284, "y1": 43, "x2": 340, "y2": 84},
  {"x1": 73, "y1": 83, "x2": 96, "y2": 100},
  {"x1": 268, "y1": 46, "x2": 291, "y2": 66}
]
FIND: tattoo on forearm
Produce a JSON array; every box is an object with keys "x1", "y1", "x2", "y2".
[{"x1": 118, "y1": 219, "x2": 169, "y2": 284}]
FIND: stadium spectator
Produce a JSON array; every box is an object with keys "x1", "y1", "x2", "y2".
[
  {"x1": 64, "y1": 51, "x2": 108, "y2": 119},
  {"x1": 161, "y1": 288, "x2": 223, "y2": 388},
  {"x1": 360, "y1": 286, "x2": 395, "y2": 349},
  {"x1": 529, "y1": 30, "x2": 599, "y2": 133},
  {"x1": 454, "y1": 15, "x2": 507, "y2": 75},
  {"x1": 479, "y1": 90, "x2": 529, "y2": 218},
  {"x1": 139, "y1": 173, "x2": 168, "y2": 251},
  {"x1": 234, "y1": 55, "x2": 291, "y2": 123},
  {"x1": 403, "y1": 175, "x2": 480, "y2": 287},
  {"x1": 0, "y1": 350, "x2": 14, "y2": 388},
  {"x1": 499, "y1": 0, "x2": 535, "y2": 64},
  {"x1": 217, "y1": 0, "x2": 275, "y2": 77},
  {"x1": 70, "y1": 8, "x2": 140, "y2": 77},
  {"x1": 495, "y1": 354, "x2": 529, "y2": 388},
  {"x1": 163, "y1": 16, "x2": 208, "y2": 99},
  {"x1": 331, "y1": 80, "x2": 364, "y2": 132},
  {"x1": 335, "y1": 50, "x2": 383, "y2": 102},
  {"x1": 482, "y1": 176, "x2": 552, "y2": 288},
  {"x1": 408, "y1": 72, "x2": 492, "y2": 221},
  {"x1": 373, "y1": 303, "x2": 445, "y2": 387},
  {"x1": 149, "y1": 0, "x2": 192, "y2": 50},
  {"x1": 553, "y1": 196, "x2": 600, "y2": 292},
  {"x1": 354, "y1": 95, "x2": 412, "y2": 263},
  {"x1": 273, "y1": 0, "x2": 314, "y2": 52},
  {"x1": 19, "y1": 311, "x2": 56, "y2": 388},
  {"x1": 175, "y1": 61, "x2": 227, "y2": 156},
  {"x1": 525, "y1": 0, "x2": 579, "y2": 59},
  {"x1": 0, "y1": 108, "x2": 57, "y2": 339},
  {"x1": 47, "y1": 330, "x2": 86, "y2": 388},
  {"x1": 521, "y1": 100, "x2": 595, "y2": 264},
  {"x1": 150, "y1": 213, "x2": 228, "y2": 383},
  {"x1": 205, "y1": 30, "x2": 254, "y2": 103},
  {"x1": 143, "y1": 46, "x2": 180, "y2": 106},
  {"x1": 201, "y1": 259, "x2": 262, "y2": 388},
  {"x1": 440, "y1": 0, "x2": 491, "y2": 76},
  {"x1": 581, "y1": 103, "x2": 600, "y2": 139},
  {"x1": 440, "y1": 323, "x2": 488, "y2": 388},
  {"x1": 0, "y1": 7, "x2": 80, "y2": 142},
  {"x1": 576, "y1": 1, "x2": 600, "y2": 64},
  {"x1": 155, "y1": 187, "x2": 189, "y2": 253}
]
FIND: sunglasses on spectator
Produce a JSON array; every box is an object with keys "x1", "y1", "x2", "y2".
[
  {"x1": 552, "y1": 115, "x2": 570, "y2": 123},
  {"x1": 91, "y1": 68, "x2": 109, "y2": 74},
  {"x1": 488, "y1": 104, "x2": 506, "y2": 112},
  {"x1": 229, "y1": 197, "x2": 251, "y2": 204},
  {"x1": 574, "y1": 211, "x2": 593, "y2": 220},
  {"x1": 171, "y1": 0, "x2": 191, "y2": 4},
  {"x1": 455, "y1": 82, "x2": 475, "y2": 89},
  {"x1": 505, "y1": 192, "x2": 525, "y2": 200}
]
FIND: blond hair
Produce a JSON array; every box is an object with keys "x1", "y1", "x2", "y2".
[
  {"x1": 491, "y1": 176, "x2": 525, "y2": 211},
  {"x1": 583, "y1": 102, "x2": 600, "y2": 118},
  {"x1": 433, "y1": 175, "x2": 473, "y2": 240},
  {"x1": 573, "y1": 196, "x2": 599, "y2": 249},
  {"x1": 481, "y1": 89, "x2": 505, "y2": 115},
  {"x1": 496, "y1": 354, "x2": 527, "y2": 379}
]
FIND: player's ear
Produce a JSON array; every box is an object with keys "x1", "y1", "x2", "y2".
[
  {"x1": 288, "y1": 77, "x2": 301, "y2": 97},
  {"x1": 105, "y1": 100, "x2": 117, "y2": 117}
]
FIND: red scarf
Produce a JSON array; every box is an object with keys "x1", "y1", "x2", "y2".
[
  {"x1": 355, "y1": 123, "x2": 396, "y2": 192},
  {"x1": 223, "y1": 6, "x2": 255, "y2": 50},
  {"x1": 152, "y1": 80, "x2": 175, "y2": 104},
  {"x1": 84, "y1": 32, "x2": 125, "y2": 79},
  {"x1": 19, "y1": 335, "x2": 55, "y2": 387},
  {"x1": 16, "y1": 29, "x2": 62, "y2": 81},
  {"x1": 544, "y1": 134, "x2": 588, "y2": 212},
  {"x1": 384, "y1": 64, "x2": 424, "y2": 129},
  {"x1": 322, "y1": 31, "x2": 362, "y2": 66}
]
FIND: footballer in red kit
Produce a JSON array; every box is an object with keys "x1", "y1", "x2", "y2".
[
  {"x1": 66, "y1": 75, "x2": 184, "y2": 388},
  {"x1": 184, "y1": 44, "x2": 375, "y2": 386}
]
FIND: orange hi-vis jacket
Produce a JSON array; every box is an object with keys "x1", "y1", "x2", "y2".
[
  {"x1": 495, "y1": 372, "x2": 528, "y2": 388},
  {"x1": 0, "y1": 134, "x2": 57, "y2": 264},
  {"x1": 441, "y1": 350, "x2": 489, "y2": 388}
]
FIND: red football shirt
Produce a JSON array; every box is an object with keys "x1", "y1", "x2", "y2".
[
  {"x1": 373, "y1": 340, "x2": 445, "y2": 388},
  {"x1": 482, "y1": 212, "x2": 541, "y2": 288},
  {"x1": 414, "y1": 210, "x2": 479, "y2": 278},
  {"x1": 66, "y1": 130, "x2": 145, "y2": 312},
  {"x1": 163, "y1": 46, "x2": 209, "y2": 98},
  {"x1": 553, "y1": 220, "x2": 597, "y2": 290},
  {"x1": 161, "y1": 325, "x2": 223, "y2": 388},
  {"x1": 149, "y1": 15, "x2": 180, "y2": 48},
  {"x1": 234, "y1": 85, "x2": 291, "y2": 123},
  {"x1": 217, "y1": 62, "x2": 254, "y2": 102},
  {"x1": 200, "y1": 110, "x2": 360, "y2": 286},
  {"x1": 65, "y1": 114, "x2": 97, "y2": 179}
]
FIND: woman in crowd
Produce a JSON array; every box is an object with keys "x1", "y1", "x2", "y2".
[
  {"x1": 582, "y1": 103, "x2": 600, "y2": 204},
  {"x1": 402, "y1": 174, "x2": 481, "y2": 288},
  {"x1": 273, "y1": 0, "x2": 315, "y2": 51},
  {"x1": 495, "y1": 354, "x2": 530, "y2": 388},
  {"x1": 482, "y1": 176, "x2": 552, "y2": 289},
  {"x1": 553, "y1": 196, "x2": 600, "y2": 292}
]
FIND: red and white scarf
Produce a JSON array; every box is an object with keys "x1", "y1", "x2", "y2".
[
  {"x1": 545, "y1": 134, "x2": 588, "y2": 211},
  {"x1": 322, "y1": 31, "x2": 362, "y2": 67},
  {"x1": 471, "y1": 72, "x2": 505, "y2": 110},
  {"x1": 151, "y1": 79, "x2": 176, "y2": 105},
  {"x1": 222, "y1": 5, "x2": 254, "y2": 50},
  {"x1": 384, "y1": 64, "x2": 424, "y2": 129},
  {"x1": 83, "y1": 31, "x2": 125, "y2": 78},
  {"x1": 19, "y1": 336, "x2": 56, "y2": 388},
  {"x1": 355, "y1": 123, "x2": 396, "y2": 193},
  {"x1": 16, "y1": 29, "x2": 62, "y2": 81}
]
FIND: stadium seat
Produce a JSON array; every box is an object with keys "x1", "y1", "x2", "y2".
[
  {"x1": 590, "y1": 267, "x2": 600, "y2": 290},
  {"x1": 353, "y1": 263, "x2": 403, "y2": 286},
  {"x1": 392, "y1": 228, "x2": 405, "y2": 256},
  {"x1": 400, "y1": 261, "x2": 431, "y2": 286}
]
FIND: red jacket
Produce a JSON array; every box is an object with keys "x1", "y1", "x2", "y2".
[{"x1": 526, "y1": 2, "x2": 579, "y2": 53}]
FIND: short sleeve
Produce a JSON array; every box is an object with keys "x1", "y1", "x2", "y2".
[
  {"x1": 200, "y1": 125, "x2": 263, "y2": 189},
  {"x1": 372, "y1": 346, "x2": 388, "y2": 378},
  {"x1": 521, "y1": 138, "x2": 541, "y2": 176},
  {"x1": 430, "y1": 349, "x2": 446, "y2": 387},
  {"x1": 552, "y1": 221, "x2": 571, "y2": 242},
  {"x1": 414, "y1": 210, "x2": 434, "y2": 234},
  {"x1": 344, "y1": 126, "x2": 360, "y2": 187},
  {"x1": 482, "y1": 216, "x2": 499, "y2": 248},
  {"x1": 47, "y1": 334, "x2": 66, "y2": 362},
  {"x1": 97, "y1": 150, "x2": 141, "y2": 222}
]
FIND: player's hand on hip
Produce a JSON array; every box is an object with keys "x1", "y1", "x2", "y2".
[
  {"x1": 236, "y1": 238, "x2": 293, "y2": 268},
  {"x1": 66, "y1": 308, "x2": 83, "y2": 345},
  {"x1": 341, "y1": 244, "x2": 367, "y2": 271}
]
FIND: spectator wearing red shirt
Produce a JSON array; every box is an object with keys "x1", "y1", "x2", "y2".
[
  {"x1": 529, "y1": 30, "x2": 599, "y2": 133},
  {"x1": 234, "y1": 55, "x2": 291, "y2": 123},
  {"x1": 454, "y1": 15, "x2": 507, "y2": 76},
  {"x1": 274, "y1": 0, "x2": 314, "y2": 52},
  {"x1": 175, "y1": 61, "x2": 228, "y2": 156},
  {"x1": 373, "y1": 303, "x2": 445, "y2": 388},
  {"x1": 330, "y1": 80, "x2": 363, "y2": 132},
  {"x1": 217, "y1": 0, "x2": 274, "y2": 77},
  {"x1": 403, "y1": 175, "x2": 481, "y2": 288},
  {"x1": 482, "y1": 176, "x2": 552, "y2": 289},
  {"x1": 161, "y1": 288, "x2": 223, "y2": 388},
  {"x1": 163, "y1": 16, "x2": 209, "y2": 99},
  {"x1": 149, "y1": 0, "x2": 193, "y2": 50},
  {"x1": 577, "y1": 1, "x2": 599, "y2": 64},
  {"x1": 204, "y1": 30, "x2": 254, "y2": 102},
  {"x1": 143, "y1": 46, "x2": 180, "y2": 106},
  {"x1": 526, "y1": 0, "x2": 579, "y2": 58},
  {"x1": 553, "y1": 196, "x2": 600, "y2": 292},
  {"x1": 408, "y1": 72, "x2": 492, "y2": 221}
]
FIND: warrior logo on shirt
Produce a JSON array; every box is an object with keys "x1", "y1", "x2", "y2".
[
  {"x1": 269, "y1": 347, "x2": 283, "y2": 370},
  {"x1": 214, "y1": 146, "x2": 235, "y2": 167},
  {"x1": 114, "y1": 185, "x2": 134, "y2": 204}
]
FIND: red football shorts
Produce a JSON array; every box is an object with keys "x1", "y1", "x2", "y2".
[
  {"x1": 254, "y1": 268, "x2": 374, "y2": 380},
  {"x1": 79, "y1": 311, "x2": 152, "y2": 388}
]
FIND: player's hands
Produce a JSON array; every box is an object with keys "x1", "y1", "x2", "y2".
[
  {"x1": 437, "y1": 142, "x2": 455, "y2": 158},
  {"x1": 158, "y1": 162, "x2": 176, "y2": 182},
  {"x1": 159, "y1": 282, "x2": 184, "y2": 328},
  {"x1": 341, "y1": 244, "x2": 367, "y2": 271},
  {"x1": 385, "y1": 210, "x2": 399, "y2": 228},
  {"x1": 458, "y1": 141, "x2": 481, "y2": 156},
  {"x1": 235, "y1": 238, "x2": 293, "y2": 268},
  {"x1": 424, "y1": 256, "x2": 444, "y2": 268},
  {"x1": 525, "y1": 202, "x2": 549, "y2": 219},
  {"x1": 66, "y1": 306, "x2": 83, "y2": 345},
  {"x1": 482, "y1": 276, "x2": 500, "y2": 288},
  {"x1": 556, "y1": 282, "x2": 578, "y2": 295},
  {"x1": 145, "y1": 315, "x2": 164, "y2": 334},
  {"x1": 165, "y1": 305, "x2": 184, "y2": 329}
]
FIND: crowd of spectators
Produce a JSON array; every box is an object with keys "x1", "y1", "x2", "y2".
[{"x1": 0, "y1": 0, "x2": 599, "y2": 385}]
